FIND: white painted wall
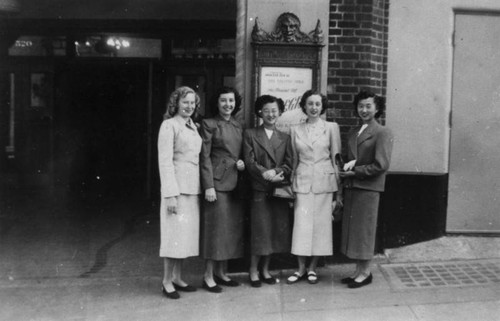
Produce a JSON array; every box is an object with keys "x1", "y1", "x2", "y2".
[
  {"x1": 243, "y1": 0, "x2": 330, "y2": 125},
  {"x1": 386, "y1": 0, "x2": 500, "y2": 174}
]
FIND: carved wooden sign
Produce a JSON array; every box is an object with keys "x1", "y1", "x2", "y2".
[{"x1": 251, "y1": 12, "x2": 324, "y2": 133}]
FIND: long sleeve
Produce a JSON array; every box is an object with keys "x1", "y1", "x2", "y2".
[
  {"x1": 276, "y1": 135, "x2": 293, "y2": 181},
  {"x1": 158, "y1": 121, "x2": 179, "y2": 198},
  {"x1": 243, "y1": 130, "x2": 268, "y2": 183},
  {"x1": 329, "y1": 122, "x2": 342, "y2": 184},
  {"x1": 199, "y1": 119, "x2": 215, "y2": 190},
  {"x1": 354, "y1": 127, "x2": 393, "y2": 179}
]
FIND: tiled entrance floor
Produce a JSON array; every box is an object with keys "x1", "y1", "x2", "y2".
[{"x1": 380, "y1": 259, "x2": 500, "y2": 290}]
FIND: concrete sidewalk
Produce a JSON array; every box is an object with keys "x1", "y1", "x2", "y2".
[{"x1": 1, "y1": 195, "x2": 499, "y2": 320}]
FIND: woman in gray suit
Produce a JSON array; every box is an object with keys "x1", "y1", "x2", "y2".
[
  {"x1": 243, "y1": 95, "x2": 293, "y2": 287},
  {"x1": 340, "y1": 90, "x2": 393, "y2": 288},
  {"x1": 158, "y1": 86, "x2": 202, "y2": 299},
  {"x1": 200, "y1": 87, "x2": 245, "y2": 292},
  {"x1": 286, "y1": 90, "x2": 342, "y2": 285}
]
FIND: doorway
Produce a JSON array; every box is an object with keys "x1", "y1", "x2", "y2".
[
  {"x1": 54, "y1": 61, "x2": 150, "y2": 200},
  {"x1": 448, "y1": 12, "x2": 500, "y2": 232}
]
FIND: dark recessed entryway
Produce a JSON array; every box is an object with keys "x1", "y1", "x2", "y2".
[{"x1": 54, "y1": 61, "x2": 150, "y2": 200}]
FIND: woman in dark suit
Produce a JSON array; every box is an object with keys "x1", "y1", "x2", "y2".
[
  {"x1": 339, "y1": 90, "x2": 393, "y2": 288},
  {"x1": 243, "y1": 95, "x2": 293, "y2": 287},
  {"x1": 200, "y1": 86, "x2": 245, "y2": 293}
]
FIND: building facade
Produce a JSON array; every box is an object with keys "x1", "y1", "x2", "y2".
[{"x1": 1, "y1": 0, "x2": 499, "y2": 255}]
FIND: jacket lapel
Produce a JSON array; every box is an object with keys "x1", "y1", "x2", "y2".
[
  {"x1": 255, "y1": 126, "x2": 277, "y2": 163},
  {"x1": 295, "y1": 123, "x2": 313, "y2": 149},
  {"x1": 357, "y1": 122, "x2": 377, "y2": 146}
]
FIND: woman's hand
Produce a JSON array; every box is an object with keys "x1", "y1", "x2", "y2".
[
  {"x1": 236, "y1": 159, "x2": 245, "y2": 171},
  {"x1": 205, "y1": 188, "x2": 217, "y2": 202},
  {"x1": 339, "y1": 170, "x2": 355, "y2": 178},
  {"x1": 270, "y1": 172, "x2": 285, "y2": 183},
  {"x1": 335, "y1": 194, "x2": 344, "y2": 209},
  {"x1": 262, "y1": 169, "x2": 277, "y2": 181},
  {"x1": 165, "y1": 197, "x2": 178, "y2": 214}
]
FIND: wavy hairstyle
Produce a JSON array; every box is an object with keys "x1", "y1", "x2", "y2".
[
  {"x1": 352, "y1": 90, "x2": 385, "y2": 119},
  {"x1": 209, "y1": 86, "x2": 242, "y2": 117},
  {"x1": 164, "y1": 86, "x2": 201, "y2": 120},
  {"x1": 299, "y1": 89, "x2": 328, "y2": 115},
  {"x1": 254, "y1": 94, "x2": 285, "y2": 117}
]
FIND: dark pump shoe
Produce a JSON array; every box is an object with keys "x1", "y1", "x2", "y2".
[
  {"x1": 202, "y1": 280, "x2": 223, "y2": 293},
  {"x1": 348, "y1": 273, "x2": 373, "y2": 289},
  {"x1": 162, "y1": 286, "x2": 180, "y2": 299},
  {"x1": 214, "y1": 275, "x2": 240, "y2": 287},
  {"x1": 260, "y1": 273, "x2": 277, "y2": 285},
  {"x1": 340, "y1": 276, "x2": 355, "y2": 284},
  {"x1": 173, "y1": 283, "x2": 197, "y2": 292},
  {"x1": 249, "y1": 276, "x2": 262, "y2": 288}
]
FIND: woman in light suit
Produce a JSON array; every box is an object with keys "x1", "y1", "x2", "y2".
[
  {"x1": 243, "y1": 95, "x2": 293, "y2": 287},
  {"x1": 200, "y1": 86, "x2": 245, "y2": 292},
  {"x1": 340, "y1": 90, "x2": 393, "y2": 288},
  {"x1": 158, "y1": 86, "x2": 202, "y2": 299},
  {"x1": 286, "y1": 90, "x2": 342, "y2": 285}
]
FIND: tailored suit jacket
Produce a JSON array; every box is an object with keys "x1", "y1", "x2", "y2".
[
  {"x1": 345, "y1": 120, "x2": 393, "y2": 192},
  {"x1": 158, "y1": 115, "x2": 202, "y2": 198},
  {"x1": 243, "y1": 126, "x2": 293, "y2": 192},
  {"x1": 290, "y1": 119, "x2": 342, "y2": 194},
  {"x1": 199, "y1": 114, "x2": 244, "y2": 192}
]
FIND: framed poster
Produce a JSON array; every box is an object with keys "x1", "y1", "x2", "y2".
[
  {"x1": 259, "y1": 66, "x2": 313, "y2": 133},
  {"x1": 251, "y1": 13, "x2": 324, "y2": 133}
]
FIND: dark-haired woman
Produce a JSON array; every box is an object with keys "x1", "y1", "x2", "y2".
[
  {"x1": 340, "y1": 90, "x2": 393, "y2": 288},
  {"x1": 200, "y1": 87, "x2": 245, "y2": 293},
  {"x1": 158, "y1": 86, "x2": 202, "y2": 299},
  {"x1": 286, "y1": 90, "x2": 342, "y2": 285},
  {"x1": 243, "y1": 95, "x2": 293, "y2": 287}
]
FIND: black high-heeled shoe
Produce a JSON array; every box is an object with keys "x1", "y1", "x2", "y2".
[
  {"x1": 162, "y1": 285, "x2": 180, "y2": 299},
  {"x1": 260, "y1": 272, "x2": 277, "y2": 285},
  {"x1": 202, "y1": 280, "x2": 223, "y2": 293},
  {"x1": 173, "y1": 282, "x2": 197, "y2": 292},
  {"x1": 214, "y1": 275, "x2": 240, "y2": 287},
  {"x1": 348, "y1": 273, "x2": 373, "y2": 289},
  {"x1": 249, "y1": 274, "x2": 262, "y2": 288},
  {"x1": 340, "y1": 276, "x2": 355, "y2": 284}
]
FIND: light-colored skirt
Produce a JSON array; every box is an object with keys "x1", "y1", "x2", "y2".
[
  {"x1": 159, "y1": 194, "x2": 200, "y2": 259},
  {"x1": 291, "y1": 192, "x2": 333, "y2": 256}
]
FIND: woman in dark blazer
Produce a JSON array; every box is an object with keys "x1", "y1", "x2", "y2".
[
  {"x1": 199, "y1": 86, "x2": 245, "y2": 293},
  {"x1": 243, "y1": 95, "x2": 293, "y2": 287},
  {"x1": 339, "y1": 90, "x2": 393, "y2": 288}
]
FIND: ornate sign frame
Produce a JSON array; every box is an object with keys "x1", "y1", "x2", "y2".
[{"x1": 251, "y1": 12, "x2": 324, "y2": 131}]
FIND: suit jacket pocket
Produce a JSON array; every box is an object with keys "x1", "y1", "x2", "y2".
[{"x1": 213, "y1": 160, "x2": 228, "y2": 181}]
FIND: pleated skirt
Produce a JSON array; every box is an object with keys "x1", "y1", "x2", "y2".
[
  {"x1": 159, "y1": 194, "x2": 200, "y2": 259},
  {"x1": 341, "y1": 189, "x2": 380, "y2": 260},
  {"x1": 291, "y1": 192, "x2": 333, "y2": 256},
  {"x1": 250, "y1": 191, "x2": 291, "y2": 256},
  {"x1": 201, "y1": 191, "x2": 244, "y2": 261}
]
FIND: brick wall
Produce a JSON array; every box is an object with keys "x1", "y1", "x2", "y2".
[{"x1": 326, "y1": 0, "x2": 389, "y2": 147}]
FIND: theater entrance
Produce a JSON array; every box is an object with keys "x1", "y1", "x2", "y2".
[{"x1": 53, "y1": 60, "x2": 153, "y2": 200}]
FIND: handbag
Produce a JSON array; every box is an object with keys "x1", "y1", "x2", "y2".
[{"x1": 272, "y1": 183, "x2": 295, "y2": 199}]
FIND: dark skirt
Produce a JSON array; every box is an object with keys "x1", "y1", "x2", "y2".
[
  {"x1": 250, "y1": 191, "x2": 291, "y2": 256},
  {"x1": 341, "y1": 189, "x2": 380, "y2": 260},
  {"x1": 201, "y1": 191, "x2": 244, "y2": 261}
]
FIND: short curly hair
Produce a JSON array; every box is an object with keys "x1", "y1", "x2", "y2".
[
  {"x1": 352, "y1": 90, "x2": 385, "y2": 119},
  {"x1": 164, "y1": 86, "x2": 200, "y2": 120},
  {"x1": 209, "y1": 86, "x2": 242, "y2": 117},
  {"x1": 254, "y1": 95, "x2": 285, "y2": 117},
  {"x1": 299, "y1": 89, "x2": 328, "y2": 115}
]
